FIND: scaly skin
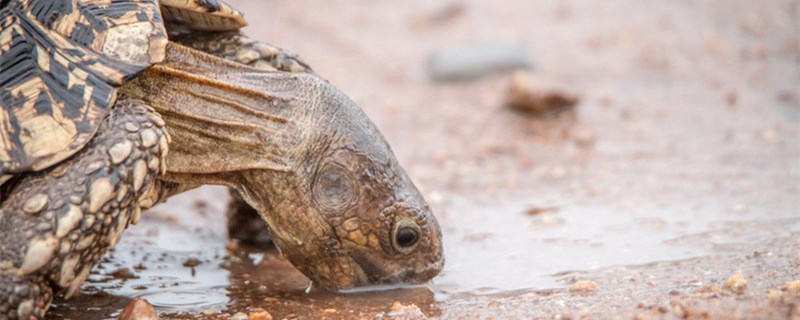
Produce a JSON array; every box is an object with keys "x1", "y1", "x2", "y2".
[
  {"x1": 0, "y1": 98, "x2": 168, "y2": 319},
  {"x1": 172, "y1": 31, "x2": 312, "y2": 244},
  {"x1": 171, "y1": 31, "x2": 313, "y2": 73}
]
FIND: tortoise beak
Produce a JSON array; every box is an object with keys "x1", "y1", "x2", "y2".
[{"x1": 347, "y1": 249, "x2": 443, "y2": 287}]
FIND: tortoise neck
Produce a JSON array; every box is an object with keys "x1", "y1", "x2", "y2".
[{"x1": 120, "y1": 42, "x2": 313, "y2": 187}]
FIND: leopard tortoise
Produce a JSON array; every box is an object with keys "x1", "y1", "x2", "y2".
[{"x1": 0, "y1": 0, "x2": 443, "y2": 318}]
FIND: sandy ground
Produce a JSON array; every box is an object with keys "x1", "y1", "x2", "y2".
[{"x1": 48, "y1": 0, "x2": 799, "y2": 319}]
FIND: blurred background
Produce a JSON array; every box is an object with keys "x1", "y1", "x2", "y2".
[{"x1": 51, "y1": 1, "x2": 798, "y2": 319}]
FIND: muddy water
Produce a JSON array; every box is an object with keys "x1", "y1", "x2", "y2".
[{"x1": 48, "y1": 0, "x2": 798, "y2": 319}]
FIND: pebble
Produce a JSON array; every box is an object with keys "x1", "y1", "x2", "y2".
[
  {"x1": 784, "y1": 280, "x2": 800, "y2": 294},
  {"x1": 388, "y1": 301, "x2": 425, "y2": 318},
  {"x1": 111, "y1": 267, "x2": 138, "y2": 280},
  {"x1": 572, "y1": 128, "x2": 596, "y2": 148},
  {"x1": 723, "y1": 274, "x2": 747, "y2": 294},
  {"x1": 182, "y1": 257, "x2": 202, "y2": 267},
  {"x1": 118, "y1": 298, "x2": 158, "y2": 320},
  {"x1": 428, "y1": 43, "x2": 533, "y2": 81},
  {"x1": 524, "y1": 206, "x2": 559, "y2": 216},
  {"x1": 569, "y1": 280, "x2": 598, "y2": 293},
  {"x1": 767, "y1": 289, "x2": 783, "y2": 301},
  {"x1": 505, "y1": 71, "x2": 579, "y2": 116},
  {"x1": 247, "y1": 308, "x2": 273, "y2": 320},
  {"x1": 201, "y1": 309, "x2": 217, "y2": 316}
]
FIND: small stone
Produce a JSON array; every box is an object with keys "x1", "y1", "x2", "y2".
[
  {"x1": 572, "y1": 128, "x2": 596, "y2": 148},
  {"x1": 182, "y1": 257, "x2": 201, "y2": 268},
  {"x1": 111, "y1": 267, "x2": 138, "y2": 280},
  {"x1": 673, "y1": 304, "x2": 689, "y2": 318},
  {"x1": 569, "y1": 280, "x2": 598, "y2": 293},
  {"x1": 724, "y1": 274, "x2": 747, "y2": 294},
  {"x1": 524, "y1": 206, "x2": 559, "y2": 216},
  {"x1": 767, "y1": 289, "x2": 783, "y2": 301},
  {"x1": 761, "y1": 128, "x2": 779, "y2": 143},
  {"x1": 633, "y1": 313, "x2": 650, "y2": 320},
  {"x1": 388, "y1": 301, "x2": 425, "y2": 317},
  {"x1": 784, "y1": 280, "x2": 800, "y2": 294},
  {"x1": 506, "y1": 71, "x2": 579, "y2": 116},
  {"x1": 119, "y1": 298, "x2": 159, "y2": 320},
  {"x1": 247, "y1": 308, "x2": 272, "y2": 320},
  {"x1": 429, "y1": 43, "x2": 533, "y2": 81},
  {"x1": 201, "y1": 309, "x2": 217, "y2": 316}
]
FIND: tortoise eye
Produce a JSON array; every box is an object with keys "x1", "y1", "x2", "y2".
[
  {"x1": 392, "y1": 219, "x2": 421, "y2": 253},
  {"x1": 313, "y1": 163, "x2": 357, "y2": 212},
  {"x1": 396, "y1": 227, "x2": 418, "y2": 248}
]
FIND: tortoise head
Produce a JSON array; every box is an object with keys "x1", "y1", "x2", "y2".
[
  {"x1": 125, "y1": 44, "x2": 443, "y2": 290},
  {"x1": 236, "y1": 76, "x2": 444, "y2": 290}
]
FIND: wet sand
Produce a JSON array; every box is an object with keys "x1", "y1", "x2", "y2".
[{"x1": 48, "y1": 0, "x2": 799, "y2": 319}]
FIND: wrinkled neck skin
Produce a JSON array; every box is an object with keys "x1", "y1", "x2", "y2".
[{"x1": 121, "y1": 43, "x2": 444, "y2": 290}]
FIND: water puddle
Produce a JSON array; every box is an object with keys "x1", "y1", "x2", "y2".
[{"x1": 48, "y1": 180, "x2": 797, "y2": 319}]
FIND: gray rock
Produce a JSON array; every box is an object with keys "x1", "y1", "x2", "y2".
[{"x1": 429, "y1": 43, "x2": 533, "y2": 81}]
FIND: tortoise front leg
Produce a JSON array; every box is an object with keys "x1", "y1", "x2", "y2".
[{"x1": 0, "y1": 98, "x2": 168, "y2": 319}]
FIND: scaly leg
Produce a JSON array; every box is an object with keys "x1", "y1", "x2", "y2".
[
  {"x1": 171, "y1": 31, "x2": 313, "y2": 73},
  {"x1": 0, "y1": 97, "x2": 168, "y2": 319}
]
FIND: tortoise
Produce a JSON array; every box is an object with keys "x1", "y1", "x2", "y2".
[{"x1": 0, "y1": 0, "x2": 444, "y2": 318}]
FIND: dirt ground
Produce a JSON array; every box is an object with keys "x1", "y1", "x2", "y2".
[{"x1": 48, "y1": 0, "x2": 799, "y2": 319}]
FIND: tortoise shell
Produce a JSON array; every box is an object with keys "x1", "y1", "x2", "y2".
[{"x1": 0, "y1": 0, "x2": 245, "y2": 179}]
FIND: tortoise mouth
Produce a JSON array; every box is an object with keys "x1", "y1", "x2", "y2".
[{"x1": 346, "y1": 250, "x2": 443, "y2": 288}]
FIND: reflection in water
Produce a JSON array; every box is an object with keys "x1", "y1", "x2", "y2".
[{"x1": 224, "y1": 243, "x2": 441, "y2": 319}]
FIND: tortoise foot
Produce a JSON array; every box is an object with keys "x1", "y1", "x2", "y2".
[{"x1": 0, "y1": 98, "x2": 168, "y2": 319}]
